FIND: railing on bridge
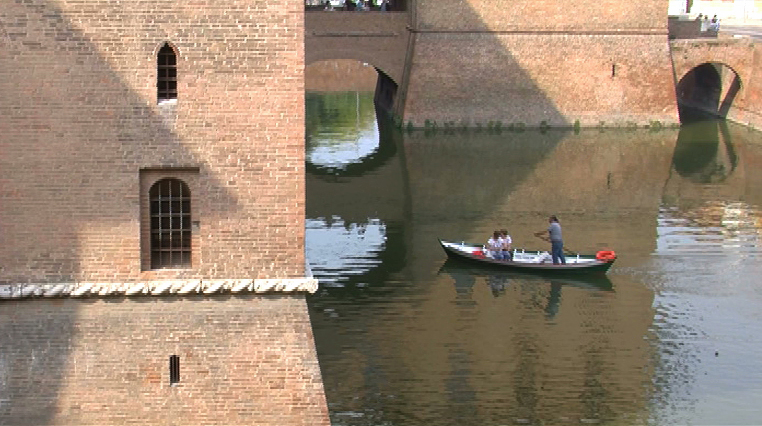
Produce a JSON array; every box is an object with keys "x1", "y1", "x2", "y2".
[
  {"x1": 668, "y1": 16, "x2": 719, "y2": 39},
  {"x1": 304, "y1": 0, "x2": 406, "y2": 12}
]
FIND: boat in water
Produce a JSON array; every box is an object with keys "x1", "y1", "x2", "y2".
[
  {"x1": 439, "y1": 239, "x2": 616, "y2": 275},
  {"x1": 438, "y1": 258, "x2": 615, "y2": 291}
]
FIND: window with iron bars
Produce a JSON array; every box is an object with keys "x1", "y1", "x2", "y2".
[
  {"x1": 149, "y1": 178, "x2": 191, "y2": 269},
  {"x1": 157, "y1": 43, "x2": 177, "y2": 102}
]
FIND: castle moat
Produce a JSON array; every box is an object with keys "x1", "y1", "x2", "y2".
[{"x1": 305, "y1": 90, "x2": 762, "y2": 426}]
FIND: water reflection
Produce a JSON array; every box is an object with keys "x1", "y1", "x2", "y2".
[
  {"x1": 306, "y1": 91, "x2": 398, "y2": 176},
  {"x1": 660, "y1": 121, "x2": 759, "y2": 256},
  {"x1": 672, "y1": 120, "x2": 737, "y2": 183},
  {"x1": 306, "y1": 217, "x2": 387, "y2": 287},
  {"x1": 306, "y1": 89, "x2": 762, "y2": 425},
  {"x1": 440, "y1": 260, "x2": 614, "y2": 294},
  {"x1": 438, "y1": 260, "x2": 614, "y2": 316},
  {"x1": 656, "y1": 201, "x2": 761, "y2": 255}
]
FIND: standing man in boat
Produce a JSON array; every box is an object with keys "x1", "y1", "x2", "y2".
[{"x1": 545, "y1": 215, "x2": 566, "y2": 265}]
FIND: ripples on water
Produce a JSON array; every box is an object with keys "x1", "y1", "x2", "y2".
[
  {"x1": 306, "y1": 91, "x2": 762, "y2": 426},
  {"x1": 650, "y1": 201, "x2": 762, "y2": 425},
  {"x1": 657, "y1": 202, "x2": 760, "y2": 255}
]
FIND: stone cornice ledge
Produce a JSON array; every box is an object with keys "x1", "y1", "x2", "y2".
[{"x1": 0, "y1": 278, "x2": 319, "y2": 300}]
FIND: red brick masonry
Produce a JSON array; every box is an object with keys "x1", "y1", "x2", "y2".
[{"x1": 0, "y1": 295, "x2": 330, "y2": 426}]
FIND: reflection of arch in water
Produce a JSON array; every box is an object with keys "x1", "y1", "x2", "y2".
[
  {"x1": 676, "y1": 63, "x2": 741, "y2": 123},
  {"x1": 306, "y1": 109, "x2": 399, "y2": 177},
  {"x1": 672, "y1": 120, "x2": 738, "y2": 183}
]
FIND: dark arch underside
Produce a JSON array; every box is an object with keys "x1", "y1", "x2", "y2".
[{"x1": 677, "y1": 63, "x2": 740, "y2": 123}]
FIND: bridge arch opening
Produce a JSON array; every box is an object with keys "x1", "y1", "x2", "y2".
[
  {"x1": 305, "y1": 59, "x2": 399, "y2": 177},
  {"x1": 676, "y1": 62, "x2": 741, "y2": 123},
  {"x1": 305, "y1": 58, "x2": 399, "y2": 111}
]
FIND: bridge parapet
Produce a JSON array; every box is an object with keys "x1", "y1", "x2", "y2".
[
  {"x1": 668, "y1": 16, "x2": 718, "y2": 39},
  {"x1": 305, "y1": 11, "x2": 410, "y2": 84},
  {"x1": 671, "y1": 37, "x2": 756, "y2": 80}
]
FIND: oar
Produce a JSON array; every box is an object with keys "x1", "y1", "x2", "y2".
[{"x1": 533, "y1": 232, "x2": 576, "y2": 256}]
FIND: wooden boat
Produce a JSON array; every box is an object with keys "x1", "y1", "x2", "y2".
[
  {"x1": 438, "y1": 259, "x2": 614, "y2": 291},
  {"x1": 439, "y1": 239, "x2": 616, "y2": 274}
]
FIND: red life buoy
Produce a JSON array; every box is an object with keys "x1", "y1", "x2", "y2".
[
  {"x1": 596, "y1": 250, "x2": 617, "y2": 261},
  {"x1": 472, "y1": 250, "x2": 485, "y2": 258}
]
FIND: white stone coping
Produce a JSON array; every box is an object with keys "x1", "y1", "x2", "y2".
[{"x1": 0, "y1": 278, "x2": 319, "y2": 300}]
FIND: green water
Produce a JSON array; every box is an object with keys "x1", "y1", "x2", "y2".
[{"x1": 306, "y1": 91, "x2": 762, "y2": 426}]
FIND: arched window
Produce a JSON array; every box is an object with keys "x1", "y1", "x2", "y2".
[
  {"x1": 157, "y1": 43, "x2": 177, "y2": 102},
  {"x1": 149, "y1": 178, "x2": 191, "y2": 268}
]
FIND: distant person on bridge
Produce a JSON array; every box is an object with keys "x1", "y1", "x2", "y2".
[
  {"x1": 380, "y1": 0, "x2": 389, "y2": 11},
  {"x1": 710, "y1": 15, "x2": 720, "y2": 32}
]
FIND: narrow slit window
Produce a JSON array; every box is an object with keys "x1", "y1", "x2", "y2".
[
  {"x1": 149, "y1": 178, "x2": 191, "y2": 269},
  {"x1": 157, "y1": 43, "x2": 177, "y2": 102},
  {"x1": 169, "y1": 355, "x2": 180, "y2": 385}
]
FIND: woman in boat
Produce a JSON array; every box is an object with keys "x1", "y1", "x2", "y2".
[
  {"x1": 499, "y1": 229, "x2": 513, "y2": 261},
  {"x1": 486, "y1": 231, "x2": 506, "y2": 260}
]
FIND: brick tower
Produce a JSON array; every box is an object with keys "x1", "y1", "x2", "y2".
[{"x1": 0, "y1": 0, "x2": 329, "y2": 424}]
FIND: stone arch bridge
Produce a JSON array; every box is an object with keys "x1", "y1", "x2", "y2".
[
  {"x1": 307, "y1": 10, "x2": 762, "y2": 128},
  {"x1": 671, "y1": 37, "x2": 762, "y2": 126},
  {"x1": 305, "y1": 11, "x2": 409, "y2": 113},
  {"x1": 306, "y1": 11, "x2": 409, "y2": 84}
]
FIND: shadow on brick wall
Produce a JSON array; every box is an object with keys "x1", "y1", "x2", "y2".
[{"x1": 0, "y1": 0, "x2": 237, "y2": 422}]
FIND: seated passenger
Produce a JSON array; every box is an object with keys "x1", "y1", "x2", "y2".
[
  {"x1": 500, "y1": 229, "x2": 513, "y2": 261},
  {"x1": 487, "y1": 231, "x2": 506, "y2": 260}
]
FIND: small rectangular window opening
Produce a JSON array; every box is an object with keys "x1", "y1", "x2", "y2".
[
  {"x1": 169, "y1": 355, "x2": 180, "y2": 385},
  {"x1": 611, "y1": 64, "x2": 617, "y2": 78}
]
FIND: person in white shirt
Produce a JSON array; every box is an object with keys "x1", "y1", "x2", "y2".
[
  {"x1": 486, "y1": 231, "x2": 506, "y2": 260},
  {"x1": 499, "y1": 229, "x2": 513, "y2": 261},
  {"x1": 709, "y1": 15, "x2": 720, "y2": 32}
]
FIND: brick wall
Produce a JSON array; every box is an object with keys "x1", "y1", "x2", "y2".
[
  {"x1": 668, "y1": 17, "x2": 703, "y2": 39},
  {"x1": 305, "y1": 60, "x2": 379, "y2": 92},
  {"x1": 0, "y1": 0, "x2": 306, "y2": 284},
  {"x1": 305, "y1": 11, "x2": 410, "y2": 84},
  {"x1": 0, "y1": 295, "x2": 329, "y2": 426},
  {"x1": 399, "y1": 0, "x2": 680, "y2": 127},
  {"x1": 403, "y1": 33, "x2": 680, "y2": 127},
  {"x1": 0, "y1": 2, "x2": 327, "y2": 424},
  {"x1": 414, "y1": 0, "x2": 667, "y2": 32}
]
